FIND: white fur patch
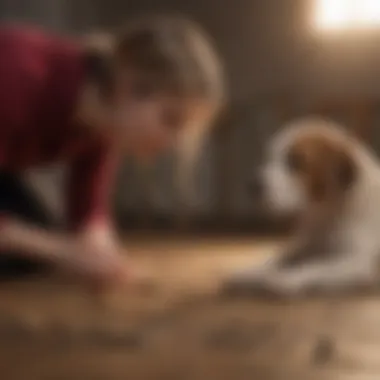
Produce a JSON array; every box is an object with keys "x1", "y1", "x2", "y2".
[{"x1": 223, "y1": 118, "x2": 380, "y2": 297}]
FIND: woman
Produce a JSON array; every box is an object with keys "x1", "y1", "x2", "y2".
[{"x1": 0, "y1": 15, "x2": 225, "y2": 286}]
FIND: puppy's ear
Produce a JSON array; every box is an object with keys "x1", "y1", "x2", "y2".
[
  {"x1": 333, "y1": 148, "x2": 356, "y2": 191},
  {"x1": 314, "y1": 147, "x2": 357, "y2": 201},
  {"x1": 302, "y1": 143, "x2": 356, "y2": 202}
]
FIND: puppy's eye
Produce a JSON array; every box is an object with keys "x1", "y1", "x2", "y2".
[{"x1": 286, "y1": 150, "x2": 304, "y2": 172}]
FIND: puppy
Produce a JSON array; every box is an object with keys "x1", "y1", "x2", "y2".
[{"x1": 223, "y1": 117, "x2": 380, "y2": 297}]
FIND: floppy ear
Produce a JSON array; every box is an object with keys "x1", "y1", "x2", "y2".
[
  {"x1": 306, "y1": 146, "x2": 357, "y2": 202},
  {"x1": 333, "y1": 148, "x2": 357, "y2": 191}
]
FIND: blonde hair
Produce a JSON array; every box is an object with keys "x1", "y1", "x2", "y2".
[
  {"x1": 117, "y1": 15, "x2": 226, "y2": 211},
  {"x1": 115, "y1": 15, "x2": 224, "y2": 104},
  {"x1": 84, "y1": 15, "x2": 226, "y2": 211}
]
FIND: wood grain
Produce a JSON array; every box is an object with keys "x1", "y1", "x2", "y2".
[{"x1": 0, "y1": 235, "x2": 378, "y2": 380}]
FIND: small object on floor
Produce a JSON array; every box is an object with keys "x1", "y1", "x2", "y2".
[{"x1": 312, "y1": 336, "x2": 335, "y2": 365}]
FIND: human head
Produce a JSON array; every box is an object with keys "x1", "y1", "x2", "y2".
[{"x1": 78, "y1": 14, "x2": 225, "y2": 158}]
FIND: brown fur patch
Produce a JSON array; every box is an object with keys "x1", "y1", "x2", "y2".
[{"x1": 286, "y1": 131, "x2": 357, "y2": 204}]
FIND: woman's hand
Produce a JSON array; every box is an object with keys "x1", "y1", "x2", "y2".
[
  {"x1": 59, "y1": 228, "x2": 130, "y2": 287},
  {"x1": 0, "y1": 218, "x2": 142, "y2": 289}
]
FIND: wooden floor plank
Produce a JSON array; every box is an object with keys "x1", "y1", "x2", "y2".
[{"x1": 0, "y1": 236, "x2": 380, "y2": 379}]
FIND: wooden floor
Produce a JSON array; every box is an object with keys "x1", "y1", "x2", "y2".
[{"x1": 1, "y1": 235, "x2": 380, "y2": 380}]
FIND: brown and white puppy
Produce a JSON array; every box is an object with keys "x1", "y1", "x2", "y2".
[{"x1": 224, "y1": 117, "x2": 380, "y2": 296}]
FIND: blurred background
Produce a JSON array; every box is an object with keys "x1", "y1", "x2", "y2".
[
  {"x1": 3, "y1": 2, "x2": 380, "y2": 379},
  {"x1": 4, "y1": 0, "x2": 380, "y2": 235}
]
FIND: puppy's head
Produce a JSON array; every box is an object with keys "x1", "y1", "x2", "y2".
[{"x1": 260, "y1": 118, "x2": 358, "y2": 215}]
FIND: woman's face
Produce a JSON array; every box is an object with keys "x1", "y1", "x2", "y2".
[{"x1": 102, "y1": 77, "x2": 214, "y2": 158}]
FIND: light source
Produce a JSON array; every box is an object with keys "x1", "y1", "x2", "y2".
[{"x1": 315, "y1": 0, "x2": 380, "y2": 31}]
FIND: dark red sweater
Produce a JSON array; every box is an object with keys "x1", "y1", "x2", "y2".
[{"x1": 0, "y1": 25, "x2": 117, "y2": 231}]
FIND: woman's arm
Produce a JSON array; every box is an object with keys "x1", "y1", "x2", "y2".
[
  {"x1": 66, "y1": 141, "x2": 118, "y2": 233},
  {"x1": 0, "y1": 217, "x2": 129, "y2": 284},
  {"x1": 0, "y1": 217, "x2": 71, "y2": 260}
]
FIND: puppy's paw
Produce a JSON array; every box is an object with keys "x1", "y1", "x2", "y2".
[
  {"x1": 262, "y1": 274, "x2": 306, "y2": 298},
  {"x1": 220, "y1": 271, "x2": 305, "y2": 299}
]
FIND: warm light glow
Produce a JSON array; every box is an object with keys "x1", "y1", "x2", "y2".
[{"x1": 315, "y1": 0, "x2": 380, "y2": 31}]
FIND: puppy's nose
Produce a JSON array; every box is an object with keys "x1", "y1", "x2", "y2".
[{"x1": 247, "y1": 176, "x2": 264, "y2": 198}]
